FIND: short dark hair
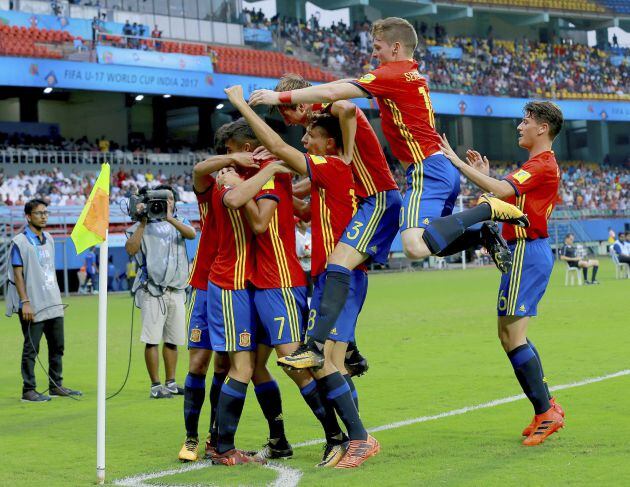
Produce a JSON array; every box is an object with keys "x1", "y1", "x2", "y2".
[
  {"x1": 565, "y1": 233, "x2": 574, "y2": 240},
  {"x1": 24, "y1": 198, "x2": 48, "y2": 215},
  {"x1": 214, "y1": 122, "x2": 232, "y2": 155},
  {"x1": 310, "y1": 114, "x2": 343, "y2": 151},
  {"x1": 524, "y1": 101, "x2": 564, "y2": 138},
  {"x1": 619, "y1": 232, "x2": 625, "y2": 237},
  {"x1": 226, "y1": 117, "x2": 261, "y2": 150}
]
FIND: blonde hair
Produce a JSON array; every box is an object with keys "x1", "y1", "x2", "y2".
[{"x1": 371, "y1": 17, "x2": 418, "y2": 53}]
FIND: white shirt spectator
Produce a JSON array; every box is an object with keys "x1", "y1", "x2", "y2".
[{"x1": 295, "y1": 227, "x2": 312, "y2": 273}]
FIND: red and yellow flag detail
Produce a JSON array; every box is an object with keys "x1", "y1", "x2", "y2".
[{"x1": 71, "y1": 163, "x2": 110, "y2": 254}]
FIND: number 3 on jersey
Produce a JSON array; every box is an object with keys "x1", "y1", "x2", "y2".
[{"x1": 346, "y1": 221, "x2": 364, "y2": 240}]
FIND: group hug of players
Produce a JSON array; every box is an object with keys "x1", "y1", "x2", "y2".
[{"x1": 178, "y1": 16, "x2": 567, "y2": 469}]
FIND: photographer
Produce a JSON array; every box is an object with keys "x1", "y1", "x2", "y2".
[
  {"x1": 6, "y1": 199, "x2": 82, "y2": 402},
  {"x1": 125, "y1": 185, "x2": 196, "y2": 399}
]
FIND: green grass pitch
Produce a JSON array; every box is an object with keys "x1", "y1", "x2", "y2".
[{"x1": 1, "y1": 259, "x2": 629, "y2": 486}]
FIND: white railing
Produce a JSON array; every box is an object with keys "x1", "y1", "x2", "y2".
[{"x1": 0, "y1": 149, "x2": 211, "y2": 169}]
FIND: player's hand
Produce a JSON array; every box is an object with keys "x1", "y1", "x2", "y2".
[
  {"x1": 224, "y1": 85, "x2": 246, "y2": 106},
  {"x1": 438, "y1": 133, "x2": 465, "y2": 169},
  {"x1": 252, "y1": 146, "x2": 278, "y2": 163},
  {"x1": 230, "y1": 152, "x2": 259, "y2": 170},
  {"x1": 249, "y1": 89, "x2": 280, "y2": 106},
  {"x1": 22, "y1": 302, "x2": 34, "y2": 322},
  {"x1": 217, "y1": 167, "x2": 243, "y2": 188},
  {"x1": 269, "y1": 162, "x2": 293, "y2": 175},
  {"x1": 466, "y1": 150, "x2": 490, "y2": 175}
]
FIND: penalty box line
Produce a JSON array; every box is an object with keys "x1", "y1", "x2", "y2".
[{"x1": 114, "y1": 369, "x2": 630, "y2": 486}]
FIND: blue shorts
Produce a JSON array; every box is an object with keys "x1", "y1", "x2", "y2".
[
  {"x1": 207, "y1": 281, "x2": 256, "y2": 352},
  {"x1": 255, "y1": 287, "x2": 308, "y2": 346},
  {"x1": 310, "y1": 270, "x2": 368, "y2": 343},
  {"x1": 498, "y1": 239, "x2": 553, "y2": 317},
  {"x1": 187, "y1": 287, "x2": 212, "y2": 350},
  {"x1": 340, "y1": 190, "x2": 402, "y2": 265},
  {"x1": 400, "y1": 153, "x2": 460, "y2": 230}
]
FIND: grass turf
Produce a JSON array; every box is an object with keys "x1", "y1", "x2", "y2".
[{"x1": 1, "y1": 259, "x2": 629, "y2": 486}]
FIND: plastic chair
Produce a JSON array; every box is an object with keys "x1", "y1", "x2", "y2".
[
  {"x1": 611, "y1": 252, "x2": 630, "y2": 279},
  {"x1": 565, "y1": 264, "x2": 582, "y2": 286}
]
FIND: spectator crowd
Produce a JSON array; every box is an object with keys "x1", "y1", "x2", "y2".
[
  {"x1": 1, "y1": 162, "x2": 627, "y2": 212},
  {"x1": 244, "y1": 13, "x2": 629, "y2": 99}
]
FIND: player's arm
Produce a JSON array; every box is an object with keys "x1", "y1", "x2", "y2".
[
  {"x1": 193, "y1": 153, "x2": 259, "y2": 192},
  {"x1": 439, "y1": 134, "x2": 515, "y2": 199},
  {"x1": 249, "y1": 81, "x2": 366, "y2": 107},
  {"x1": 242, "y1": 199, "x2": 277, "y2": 235},
  {"x1": 292, "y1": 178, "x2": 311, "y2": 198},
  {"x1": 222, "y1": 163, "x2": 290, "y2": 209},
  {"x1": 329, "y1": 100, "x2": 357, "y2": 164},
  {"x1": 293, "y1": 197, "x2": 311, "y2": 222},
  {"x1": 226, "y1": 85, "x2": 308, "y2": 175}
]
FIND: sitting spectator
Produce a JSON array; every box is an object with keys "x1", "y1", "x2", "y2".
[
  {"x1": 559, "y1": 233, "x2": 600, "y2": 284},
  {"x1": 612, "y1": 232, "x2": 630, "y2": 265}
]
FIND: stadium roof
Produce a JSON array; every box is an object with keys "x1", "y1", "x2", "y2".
[{"x1": 283, "y1": 0, "x2": 630, "y2": 32}]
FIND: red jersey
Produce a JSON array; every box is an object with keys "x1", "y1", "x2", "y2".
[
  {"x1": 188, "y1": 181, "x2": 217, "y2": 290},
  {"x1": 502, "y1": 150, "x2": 560, "y2": 241},
  {"x1": 250, "y1": 161, "x2": 307, "y2": 289},
  {"x1": 305, "y1": 153, "x2": 357, "y2": 276},
  {"x1": 351, "y1": 60, "x2": 442, "y2": 164},
  {"x1": 207, "y1": 185, "x2": 254, "y2": 290},
  {"x1": 314, "y1": 104, "x2": 398, "y2": 198}
]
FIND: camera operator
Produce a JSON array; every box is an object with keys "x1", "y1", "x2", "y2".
[
  {"x1": 6, "y1": 199, "x2": 82, "y2": 402},
  {"x1": 125, "y1": 185, "x2": 196, "y2": 399}
]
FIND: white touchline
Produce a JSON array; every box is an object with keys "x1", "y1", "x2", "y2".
[{"x1": 114, "y1": 369, "x2": 630, "y2": 487}]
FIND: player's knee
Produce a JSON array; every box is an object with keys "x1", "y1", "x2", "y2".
[
  {"x1": 189, "y1": 350, "x2": 211, "y2": 374},
  {"x1": 213, "y1": 352, "x2": 230, "y2": 374},
  {"x1": 402, "y1": 231, "x2": 430, "y2": 260}
]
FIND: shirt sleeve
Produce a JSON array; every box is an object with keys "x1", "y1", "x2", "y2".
[
  {"x1": 350, "y1": 66, "x2": 391, "y2": 98},
  {"x1": 195, "y1": 176, "x2": 215, "y2": 202},
  {"x1": 11, "y1": 244, "x2": 23, "y2": 267},
  {"x1": 125, "y1": 222, "x2": 140, "y2": 239},
  {"x1": 255, "y1": 175, "x2": 281, "y2": 203},
  {"x1": 504, "y1": 160, "x2": 548, "y2": 196}
]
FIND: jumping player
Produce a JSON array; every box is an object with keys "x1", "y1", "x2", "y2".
[
  {"x1": 439, "y1": 101, "x2": 565, "y2": 446},
  {"x1": 249, "y1": 17, "x2": 528, "y2": 369},
  {"x1": 226, "y1": 84, "x2": 380, "y2": 469},
  {"x1": 267, "y1": 73, "x2": 400, "y2": 371}
]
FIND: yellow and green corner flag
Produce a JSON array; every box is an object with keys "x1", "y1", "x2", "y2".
[{"x1": 71, "y1": 163, "x2": 110, "y2": 255}]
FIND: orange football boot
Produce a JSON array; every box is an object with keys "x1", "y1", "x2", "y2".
[
  {"x1": 335, "y1": 434, "x2": 380, "y2": 469},
  {"x1": 522, "y1": 407, "x2": 564, "y2": 446},
  {"x1": 211, "y1": 449, "x2": 264, "y2": 466},
  {"x1": 522, "y1": 397, "x2": 565, "y2": 436}
]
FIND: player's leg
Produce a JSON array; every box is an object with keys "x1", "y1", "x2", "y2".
[
  {"x1": 329, "y1": 341, "x2": 359, "y2": 411},
  {"x1": 206, "y1": 352, "x2": 230, "y2": 457},
  {"x1": 251, "y1": 343, "x2": 291, "y2": 458},
  {"x1": 497, "y1": 239, "x2": 563, "y2": 445},
  {"x1": 207, "y1": 285, "x2": 259, "y2": 464},
  {"x1": 179, "y1": 288, "x2": 213, "y2": 461},
  {"x1": 344, "y1": 340, "x2": 369, "y2": 377}
]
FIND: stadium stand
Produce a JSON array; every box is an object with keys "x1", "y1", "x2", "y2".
[
  {"x1": 0, "y1": 24, "x2": 68, "y2": 59},
  {"x1": 448, "y1": 0, "x2": 607, "y2": 14},
  {"x1": 599, "y1": 0, "x2": 630, "y2": 14}
]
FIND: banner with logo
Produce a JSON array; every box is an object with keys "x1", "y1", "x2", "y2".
[
  {"x1": 96, "y1": 46, "x2": 213, "y2": 73},
  {"x1": 243, "y1": 27, "x2": 273, "y2": 44}
]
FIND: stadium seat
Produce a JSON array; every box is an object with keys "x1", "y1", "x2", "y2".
[{"x1": 565, "y1": 264, "x2": 583, "y2": 286}]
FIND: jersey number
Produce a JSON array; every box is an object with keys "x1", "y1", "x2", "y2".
[
  {"x1": 274, "y1": 317, "x2": 285, "y2": 340},
  {"x1": 498, "y1": 290, "x2": 507, "y2": 312},
  {"x1": 419, "y1": 87, "x2": 435, "y2": 128},
  {"x1": 346, "y1": 221, "x2": 364, "y2": 241}
]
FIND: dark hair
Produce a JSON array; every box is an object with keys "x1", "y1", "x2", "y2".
[
  {"x1": 214, "y1": 121, "x2": 232, "y2": 155},
  {"x1": 565, "y1": 233, "x2": 574, "y2": 240},
  {"x1": 24, "y1": 198, "x2": 48, "y2": 215},
  {"x1": 524, "y1": 101, "x2": 564, "y2": 138},
  {"x1": 310, "y1": 114, "x2": 343, "y2": 151},
  {"x1": 226, "y1": 117, "x2": 261, "y2": 150}
]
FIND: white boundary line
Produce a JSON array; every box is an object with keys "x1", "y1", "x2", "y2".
[{"x1": 113, "y1": 369, "x2": 630, "y2": 487}]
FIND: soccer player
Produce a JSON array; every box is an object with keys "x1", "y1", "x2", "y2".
[
  {"x1": 226, "y1": 84, "x2": 380, "y2": 469},
  {"x1": 178, "y1": 123, "x2": 252, "y2": 462},
  {"x1": 265, "y1": 73, "x2": 400, "y2": 372},
  {"x1": 249, "y1": 18, "x2": 528, "y2": 368},
  {"x1": 439, "y1": 101, "x2": 565, "y2": 446}
]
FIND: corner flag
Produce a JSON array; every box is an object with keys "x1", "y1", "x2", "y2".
[{"x1": 71, "y1": 163, "x2": 110, "y2": 255}]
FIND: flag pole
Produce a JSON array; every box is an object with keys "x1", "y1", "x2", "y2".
[{"x1": 96, "y1": 231, "x2": 109, "y2": 484}]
